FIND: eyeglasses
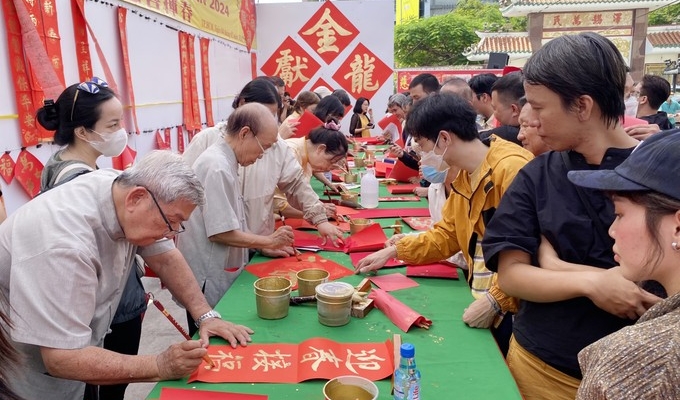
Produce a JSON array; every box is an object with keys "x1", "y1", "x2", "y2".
[
  {"x1": 253, "y1": 133, "x2": 266, "y2": 159},
  {"x1": 143, "y1": 187, "x2": 186, "y2": 238},
  {"x1": 71, "y1": 77, "x2": 109, "y2": 122}
]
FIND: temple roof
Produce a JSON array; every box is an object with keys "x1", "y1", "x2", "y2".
[
  {"x1": 462, "y1": 32, "x2": 532, "y2": 61},
  {"x1": 499, "y1": 0, "x2": 673, "y2": 17},
  {"x1": 464, "y1": 26, "x2": 680, "y2": 61}
]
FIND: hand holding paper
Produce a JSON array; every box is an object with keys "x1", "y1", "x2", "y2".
[{"x1": 355, "y1": 245, "x2": 398, "y2": 274}]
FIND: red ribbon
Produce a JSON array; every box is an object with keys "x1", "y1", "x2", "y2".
[
  {"x1": 177, "y1": 126, "x2": 185, "y2": 154},
  {"x1": 187, "y1": 34, "x2": 201, "y2": 131},
  {"x1": 178, "y1": 32, "x2": 195, "y2": 131},
  {"x1": 71, "y1": 0, "x2": 92, "y2": 82}
]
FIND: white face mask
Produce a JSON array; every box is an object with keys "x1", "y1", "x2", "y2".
[
  {"x1": 87, "y1": 128, "x2": 128, "y2": 157},
  {"x1": 419, "y1": 135, "x2": 450, "y2": 172},
  {"x1": 624, "y1": 96, "x2": 638, "y2": 117}
]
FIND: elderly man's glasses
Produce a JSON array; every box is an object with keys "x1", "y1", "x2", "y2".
[
  {"x1": 71, "y1": 77, "x2": 108, "y2": 122},
  {"x1": 143, "y1": 187, "x2": 186, "y2": 237},
  {"x1": 252, "y1": 133, "x2": 266, "y2": 159}
]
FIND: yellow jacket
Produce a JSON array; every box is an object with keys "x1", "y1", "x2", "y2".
[{"x1": 395, "y1": 135, "x2": 533, "y2": 312}]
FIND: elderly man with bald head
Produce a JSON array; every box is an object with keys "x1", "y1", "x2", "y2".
[{"x1": 178, "y1": 103, "x2": 295, "y2": 334}]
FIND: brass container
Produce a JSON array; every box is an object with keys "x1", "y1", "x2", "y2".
[
  {"x1": 353, "y1": 157, "x2": 365, "y2": 168},
  {"x1": 296, "y1": 268, "x2": 330, "y2": 297},
  {"x1": 340, "y1": 192, "x2": 358, "y2": 203},
  {"x1": 323, "y1": 375, "x2": 379, "y2": 400},
  {"x1": 349, "y1": 218, "x2": 374, "y2": 235},
  {"x1": 315, "y1": 282, "x2": 354, "y2": 327},
  {"x1": 253, "y1": 277, "x2": 291, "y2": 320},
  {"x1": 343, "y1": 172, "x2": 358, "y2": 183}
]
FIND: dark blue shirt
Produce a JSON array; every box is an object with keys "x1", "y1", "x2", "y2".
[{"x1": 482, "y1": 147, "x2": 635, "y2": 378}]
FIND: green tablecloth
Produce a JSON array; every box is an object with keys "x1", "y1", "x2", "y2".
[{"x1": 148, "y1": 173, "x2": 521, "y2": 399}]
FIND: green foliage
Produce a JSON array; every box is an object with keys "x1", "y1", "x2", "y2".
[
  {"x1": 393, "y1": 0, "x2": 528, "y2": 67},
  {"x1": 648, "y1": 4, "x2": 680, "y2": 26}
]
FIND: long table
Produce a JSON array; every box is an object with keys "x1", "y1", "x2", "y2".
[{"x1": 149, "y1": 173, "x2": 521, "y2": 399}]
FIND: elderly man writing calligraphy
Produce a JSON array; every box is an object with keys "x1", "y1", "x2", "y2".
[{"x1": 0, "y1": 151, "x2": 253, "y2": 399}]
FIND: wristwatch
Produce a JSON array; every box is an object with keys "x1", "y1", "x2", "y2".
[{"x1": 195, "y1": 309, "x2": 221, "y2": 328}]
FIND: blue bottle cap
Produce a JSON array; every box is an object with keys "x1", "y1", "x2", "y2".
[{"x1": 400, "y1": 343, "x2": 415, "y2": 358}]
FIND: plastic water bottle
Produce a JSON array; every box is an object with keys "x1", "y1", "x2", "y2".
[
  {"x1": 393, "y1": 343, "x2": 421, "y2": 400},
  {"x1": 360, "y1": 168, "x2": 379, "y2": 209}
]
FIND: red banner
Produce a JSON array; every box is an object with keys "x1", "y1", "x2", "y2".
[
  {"x1": 199, "y1": 38, "x2": 214, "y2": 127},
  {"x1": 117, "y1": 7, "x2": 140, "y2": 134},
  {"x1": 2, "y1": 0, "x2": 38, "y2": 146},
  {"x1": 155, "y1": 129, "x2": 170, "y2": 150},
  {"x1": 188, "y1": 338, "x2": 393, "y2": 383},
  {"x1": 71, "y1": 0, "x2": 92, "y2": 82},
  {"x1": 395, "y1": 69, "x2": 503, "y2": 92},
  {"x1": 0, "y1": 153, "x2": 15, "y2": 184},
  {"x1": 187, "y1": 33, "x2": 201, "y2": 131},
  {"x1": 179, "y1": 32, "x2": 195, "y2": 131},
  {"x1": 177, "y1": 126, "x2": 185, "y2": 154}
]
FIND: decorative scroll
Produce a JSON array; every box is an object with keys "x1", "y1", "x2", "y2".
[
  {"x1": 117, "y1": 7, "x2": 140, "y2": 134},
  {"x1": 199, "y1": 38, "x2": 214, "y2": 127}
]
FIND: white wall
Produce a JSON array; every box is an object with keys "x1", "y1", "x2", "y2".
[{"x1": 0, "y1": 0, "x2": 252, "y2": 214}]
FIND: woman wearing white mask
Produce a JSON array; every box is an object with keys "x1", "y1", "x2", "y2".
[
  {"x1": 39, "y1": 77, "x2": 128, "y2": 189},
  {"x1": 36, "y1": 77, "x2": 139, "y2": 400}
]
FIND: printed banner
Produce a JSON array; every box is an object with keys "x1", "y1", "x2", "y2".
[
  {"x1": 188, "y1": 337, "x2": 393, "y2": 383},
  {"x1": 120, "y1": 0, "x2": 253, "y2": 47},
  {"x1": 199, "y1": 38, "x2": 215, "y2": 127},
  {"x1": 71, "y1": 0, "x2": 92, "y2": 82}
]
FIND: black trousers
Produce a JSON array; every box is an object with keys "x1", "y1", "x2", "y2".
[{"x1": 84, "y1": 315, "x2": 144, "y2": 400}]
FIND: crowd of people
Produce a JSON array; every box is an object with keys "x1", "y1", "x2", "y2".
[{"x1": 0, "y1": 31, "x2": 678, "y2": 400}]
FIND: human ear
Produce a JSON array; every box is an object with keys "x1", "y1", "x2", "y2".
[
  {"x1": 125, "y1": 186, "x2": 147, "y2": 212},
  {"x1": 575, "y1": 95, "x2": 594, "y2": 122}
]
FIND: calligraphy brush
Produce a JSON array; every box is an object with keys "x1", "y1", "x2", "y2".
[
  {"x1": 278, "y1": 211, "x2": 302, "y2": 261},
  {"x1": 150, "y1": 295, "x2": 215, "y2": 368}
]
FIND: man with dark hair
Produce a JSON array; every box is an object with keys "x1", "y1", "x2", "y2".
[
  {"x1": 481, "y1": 32, "x2": 661, "y2": 400},
  {"x1": 356, "y1": 93, "x2": 533, "y2": 355},
  {"x1": 482, "y1": 71, "x2": 524, "y2": 145},
  {"x1": 636, "y1": 74, "x2": 673, "y2": 130},
  {"x1": 408, "y1": 73, "x2": 440, "y2": 102},
  {"x1": 469, "y1": 73, "x2": 499, "y2": 130}
]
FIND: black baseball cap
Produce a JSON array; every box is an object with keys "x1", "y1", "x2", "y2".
[{"x1": 567, "y1": 129, "x2": 680, "y2": 200}]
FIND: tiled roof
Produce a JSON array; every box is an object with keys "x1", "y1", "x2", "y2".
[
  {"x1": 463, "y1": 34, "x2": 532, "y2": 59},
  {"x1": 648, "y1": 30, "x2": 680, "y2": 48},
  {"x1": 501, "y1": 0, "x2": 662, "y2": 4}
]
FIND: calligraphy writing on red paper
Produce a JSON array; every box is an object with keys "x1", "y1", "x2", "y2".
[
  {"x1": 261, "y1": 36, "x2": 321, "y2": 97},
  {"x1": 189, "y1": 338, "x2": 393, "y2": 384},
  {"x1": 297, "y1": 1, "x2": 359, "y2": 64},
  {"x1": 333, "y1": 43, "x2": 393, "y2": 101}
]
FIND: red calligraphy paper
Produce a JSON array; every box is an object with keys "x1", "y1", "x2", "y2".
[
  {"x1": 333, "y1": 43, "x2": 393, "y2": 101},
  {"x1": 188, "y1": 338, "x2": 393, "y2": 383},
  {"x1": 260, "y1": 36, "x2": 321, "y2": 98},
  {"x1": 155, "y1": 130, "x2": 170, "y2": 150},
  {"x1": 343, "y1": 223, "x2": 387, "y2": 253},
  {"x1": 179, "y1": 32, "x2": 195, "y2": 130},
  {"x1": 291, "y1": 110, "x2": 323, "y2": 138},
  {"x1": 117, "y1": 8, "x2": 140, "y2": 135},
  {"x1": 0, "y1": 152, "x2": 15, "y2": 184},
  {"x1": 200, "y1": 38, "x2": 214, "y2": 127},
  {"x1": 239, "y1": 0, "x2": 256, "y2": 52},
  {"x1": 352, "y1": 136, "x2": 383, "y2": 144},
  {"x1": 245, "y1": 253, "x2": 353, "y2": 290},
  {"x1": 401, "y1": 216, "x2": 433, "y2": 231},
  {"x1": 298, "y1": 1, "x2": 359, "y2": 64},
  {"x1": 368, "y1": 289, "x2": 432, "y2": 332},
  {"x1": 406, "y1": 263, "x2": 459, "y2": 279},
  {"x1": 388, "y1": 160, "x2": 419, "y2": 183},
  {"x1": 292, "y1": 230, "x2": 346, "y2": 252},
  {"x1": 14, "y1": 149, "x2": 43, "y2": 198},
  {"x1": 335, "y1": 205, "x2": 360, "y2": 216},
  {"x1": 275, "y1": 218, "x2": 350, "y2": 232},
  {"x1": 387, "y1": 183, "x2": 418, "y2": 194},
  {"x1": 187, "y1": 34, "x2": 202, "y2": 131},
  {"x1": 177, "y1": 126, "x2": 185, "y2": 154},
  {"x1": 111, "y1": 145, "x2": 136, "y2": 171},
  {"x1": 370, "y1": 273, "x2": 419, "y2": 292},
  {"x1": 160, "y1": 388, "x2": 267, "y2": 400},
  {"x1": 351, "y1": 208, "x2": 430, "y2": 220},
  {"x1": 377, "y1": 113, "x2": 403, "y2": 147},
  {"x1": 349, "y1": 252, "x2": 405, "y2": 268},
  {"x1": 71, "y1": 0, "x2": 92, "y2": 82}
]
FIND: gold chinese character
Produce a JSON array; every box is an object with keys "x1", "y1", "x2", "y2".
[
  {"x1": 301, "y1": 347, "x2": 341, "y2": 372},
  {"x1": 0, "y1": 158, "x2": 13, "y2": 178},
  {"x1": 43, "y1": 0, "x2": 54, "y2": 15},
  {"x1": 343, "y1": 53, "x2": 379, "y2": 94},
  {"x1": 345, "y1": 348, "x2": 385, "y2": 374},
  {"x1": 251, "y1": 349, "x2": 292, "y2": 372},
  {"x1": 18, "y1": 153, "x2": 34, "y2": 172},
  {"x1": 273, "y1": 49, "x2": 310, "y2": 87},
  {"x1": 20, "y1": 94, "x2": 33, "y2": 111},
  {"x1": 301, "y1": 8, "x2": 352, "y2": 54},
  {"x1": 209, "y1": 350, "x2": 244, "y2": 372}
]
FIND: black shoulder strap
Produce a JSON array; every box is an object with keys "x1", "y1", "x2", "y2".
[{"x1": 561, "y1": 152, "x2": 609, "y2": 240}]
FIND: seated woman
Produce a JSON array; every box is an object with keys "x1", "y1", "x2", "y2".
[
  {"x1": 276, "y1": 126, "x2": 349, "y2": 220},
  {"x1": 283, "y1": 90, "x2": 319, "y2": 125},
  {"x1": 568, "y1": 129, "x2": 680, "y2": 399}
]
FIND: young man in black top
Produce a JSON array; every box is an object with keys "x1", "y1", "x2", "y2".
[{"x1": 482, "y1": 33, "x2": 662, "y2": 400}]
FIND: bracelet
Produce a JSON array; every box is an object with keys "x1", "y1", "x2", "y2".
[{"x1": 195, "y1": 309, "x2": 221, "y2": 328}]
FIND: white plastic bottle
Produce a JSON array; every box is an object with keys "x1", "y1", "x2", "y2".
[{"x1": 360, "y1": 168, "x2": 379, "y2": 209}]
